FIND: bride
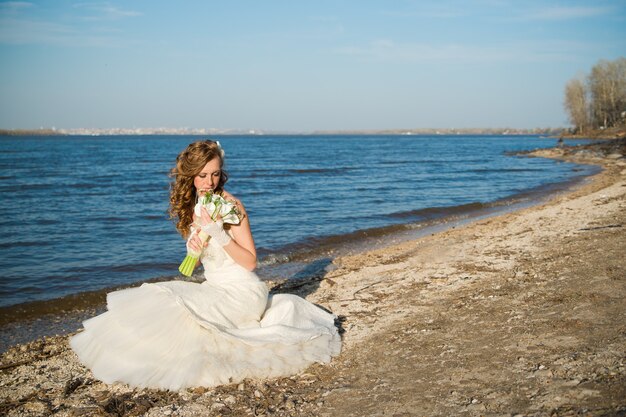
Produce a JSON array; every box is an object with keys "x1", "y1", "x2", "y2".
[{"x1": 70, "y1": 140, "x2": 341, "y2": 391}]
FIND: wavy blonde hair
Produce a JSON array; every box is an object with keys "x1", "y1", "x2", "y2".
[{"x1": 168, "y1": 140, "x2": 228, "y2": 238}]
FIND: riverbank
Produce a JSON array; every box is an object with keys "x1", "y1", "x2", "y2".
[
  {"x1": 1, "y1": 139, "x2": 624, "y2": 416},
  {"x1": 559, "y1": 126, "x2": 626, "y2": 140}
]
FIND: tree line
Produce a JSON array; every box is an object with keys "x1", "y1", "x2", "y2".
[{"x1": 564, "y1": 57, "x2": 626, "y2": 134}]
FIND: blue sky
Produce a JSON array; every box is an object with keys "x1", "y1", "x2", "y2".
[{"x1": 1, "y1": 1, "x2": 625, "y2": 131}]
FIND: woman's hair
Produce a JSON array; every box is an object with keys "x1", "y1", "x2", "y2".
[{"x1": 168, "y1": 140, "x2": 228, "y2": 237}]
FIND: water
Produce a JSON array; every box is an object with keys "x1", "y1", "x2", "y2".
[{"x1": 0, "y1": 134, "x2": 594, "y2": 310}]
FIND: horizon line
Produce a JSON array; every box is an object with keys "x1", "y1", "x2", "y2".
[{"x1": 0, "y1": 126, "x2": 569, "y2": 136}]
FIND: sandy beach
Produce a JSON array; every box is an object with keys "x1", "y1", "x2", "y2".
[{"x1": 1, "y1": 139, "x2": 624, "y2": 416}]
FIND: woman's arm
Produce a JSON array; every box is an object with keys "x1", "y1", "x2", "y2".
[
  {"x1": 220, "y1": 191, "x2": 257, "y2": 271},
  {"x1": 222, "y1": 216, "x2": 257, "y2": 271}
]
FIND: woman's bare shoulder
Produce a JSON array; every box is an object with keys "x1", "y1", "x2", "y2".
[
  {"x1": 221, "y1": 189, "x2": 240, "y2": 203},
  {"x1": 222, "y1": 190, "x2": 247, "y2": 215}
]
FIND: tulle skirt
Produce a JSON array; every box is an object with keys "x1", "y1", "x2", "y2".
[{"x1": 70, "y1": 265, "x2": 341, "y2": 391}]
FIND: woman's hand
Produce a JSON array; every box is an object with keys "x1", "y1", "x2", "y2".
[
  {"x1": 197, "y1": 204, "x2": 215, "y2": 226},
  {"x1": 198, "y1": 207, "x2": 232, "y2": 247},
  {"x1": 186, "y1": 228, "x2": 207, "y2": 254}
]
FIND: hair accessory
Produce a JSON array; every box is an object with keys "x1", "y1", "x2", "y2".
[{"x1": 215, "y1": 141, "x2": 225, "y2": 159}]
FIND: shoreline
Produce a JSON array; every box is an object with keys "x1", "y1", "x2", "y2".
[
  {"x1": 0, "y1": 139, "x2": 624, "y2": 416},
  {"x1": 2, "y1": 129, "x2": 566, "y2": 137},
  {"x1": 0, "y1": 155, "x2": 599, "y2": 352}
]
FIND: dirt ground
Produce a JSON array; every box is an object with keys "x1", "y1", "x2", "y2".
[{"x1": 1, "y1": 140, "x2": 625, "y2": 416}]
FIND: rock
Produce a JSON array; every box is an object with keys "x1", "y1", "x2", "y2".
[
  {"x1": 606, "y1": 153, "x2": 622, "y2": 159},
  {"x1": 211, "y1": 401, "x2": 225, "y2": 410},
  {"x1": 192, "y1": 386, "x2": 208, "y2": 395},
  {"x1": 69, "y1": 406, "x2": 102, "y2": 416},
  {"x1": 23, "y1": 400, "x2": 49, "y2": 414}
]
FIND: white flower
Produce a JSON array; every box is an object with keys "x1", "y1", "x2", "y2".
[{"x1": 194, "y1": 192, "x2": 241, "y2": 225}]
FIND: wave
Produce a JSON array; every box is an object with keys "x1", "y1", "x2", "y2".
[
  {"x1": 0, "y1": 183, "x2": 50, "y2": 193},
  {"x1": 142, "y1": 214, "x2": 167, "y2": 220},
  {"x1": 388, "y1": 202, "x2": 490, "y2": 219},
  {"x1": 468, "y1": 168, "x2": 545, "y2": 173},
  {"x1": 0, "y1": 240, "x2": 52, "y2": 249},
  {"x1": 98, "y1": 216, "x2": 128, "y2": 222},
  {"x1": 287, "y1": 167, "x2": 356, "y2": 174},
  {"x1": 64, "y1": 261, "x2": 178, "y2": 275}
]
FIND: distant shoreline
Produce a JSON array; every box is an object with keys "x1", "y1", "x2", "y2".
[{"x1": 1, "y1": 127, "x2": 566, "y2": 137}]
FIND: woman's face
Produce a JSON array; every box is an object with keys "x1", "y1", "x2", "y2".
[{"x1": 193, "y1": 157, "x2": 221, "y2": 194}]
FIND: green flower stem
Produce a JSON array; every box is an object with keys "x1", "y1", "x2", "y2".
[{"x1": 178, "y1": 255, "x2": 198, "y2": 277}]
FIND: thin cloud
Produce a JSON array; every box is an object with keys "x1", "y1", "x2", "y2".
[
  {"x1": 525, "y1": 6, "x2": 613, "y2": 20},
  {"x1": 73, "y1": 2, "x2": 142, "y2": 20},
  {"x1": 333, "y1": 39, "x2": 597, "y2": 63},
  {"x1": 0, "y1": 1, "x2": 34, "y2": 13},
  {"x1": 0, "y1": 1, "x2": 141, "y2": 45},
  {"x1": 309, "y1": 15, "x2": 340, "y2": 23},
  {"x1": 382, "y1": 4, "x2": 468, "y2": 19},
  {"x1": 0, "y1": 1, "x2": 145, "y2": 46},
  {"x1": 0, "y1": 15, "x2": 136, "y2": 47},
  {"x1": 0, "y1": 17, "x2": 76, "y2": 45},
  {"x1": 334, "y1": 40, "x2": 509, "y2": 62}
]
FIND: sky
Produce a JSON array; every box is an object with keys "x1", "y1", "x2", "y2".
[{"x1": 0, "y1": 0, "x2": 625, "y2": 131}]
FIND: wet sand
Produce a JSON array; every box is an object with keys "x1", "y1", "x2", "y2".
[{"x1": 1, "y1": 139, "x2": 624, "y2": 416}]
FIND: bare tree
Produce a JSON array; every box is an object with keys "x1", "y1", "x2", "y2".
[
  {"x1": 587, "y1": 58, "x2": 626, "y2": 129},
  {"x1": 564, "y1": 78, "x2": 589, "y2": 134}
]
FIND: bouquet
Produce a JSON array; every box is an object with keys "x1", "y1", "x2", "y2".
[{"x1": 178, "y1": 190, "x2": 242, "y2": 276}]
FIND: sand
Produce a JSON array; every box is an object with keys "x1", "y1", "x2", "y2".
[{"x1": 1, "y1": 139, "x2": 624, "y2": 417}]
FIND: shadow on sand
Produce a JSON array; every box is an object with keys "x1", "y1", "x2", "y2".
[{"x1": 269, "y1": 257, "x2": 346, "y2": 335}]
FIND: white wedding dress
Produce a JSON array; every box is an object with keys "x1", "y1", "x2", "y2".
[{"x1": 70, "y1": 233, "x2": 341, "y2": 391}]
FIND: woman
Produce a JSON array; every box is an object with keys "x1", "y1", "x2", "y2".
[{"x1": 70, "y1": 140, "x2": 341, "y2": 391}]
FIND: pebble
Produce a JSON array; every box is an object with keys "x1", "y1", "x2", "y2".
[{"x1": 211, "y1": 401, "x2": 225, "y2": 410}]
